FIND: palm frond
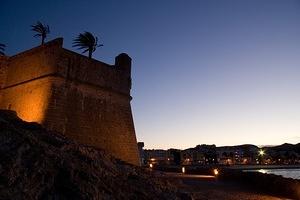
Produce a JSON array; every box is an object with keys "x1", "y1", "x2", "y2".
[
  {"x1": 34, "y1": 33, "x2": 42, "y2": 37},
  {"x1": 0, "y1": 43, "x2": 5, "y2": 49},
  {"x1": 72, "y1": 31, "x2": 103, "y2": 58},
  {"x1": 82, "y1": 49, "x2": 89, "y2": 53},
  {"x1": 31, "y1": 21, "x2": 50, "y2": 45},
  {"x1": 0, "y1": 43, "x2": 6, "y2": 55}
]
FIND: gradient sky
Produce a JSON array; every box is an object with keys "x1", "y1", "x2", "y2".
[{"x1": 1, "y1": 0, "x2": 300, "y2": 149}]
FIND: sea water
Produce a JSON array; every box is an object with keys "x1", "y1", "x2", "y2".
[{"x1": 244, "y1": 168, "x2": 300, "y2": 180}]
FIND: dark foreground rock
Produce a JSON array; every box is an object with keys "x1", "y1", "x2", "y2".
[
  {"x1": 0, "y1": 110, "x2": 181, "y2": 200},
  {"x1": 219, "y1": 168, "x2": 300, "y2": 200}
]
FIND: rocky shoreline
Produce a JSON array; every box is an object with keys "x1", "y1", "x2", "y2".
[
  {"x1": 219, "y1": 168, "x2": 300, "y2": 200},
  {"x1": 148, "y1": 164, "x2": 300, "y2": 199},
  {"x1": 0, "y1": 110, "x2": 184, "y2": 200}
]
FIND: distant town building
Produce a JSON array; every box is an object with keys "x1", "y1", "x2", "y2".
[
  {"x1": 137, "y1": 142, "x2": 145, "y2": 165},
  {"x1": 217, "y1": 145, "x2": 258, "y2": 165},
  {"x1": 143, "y1": 143, "x2": 300, "y2": 166},
  {"x1": 182, "y1": 144, "x2": 217, "y2": 165}
]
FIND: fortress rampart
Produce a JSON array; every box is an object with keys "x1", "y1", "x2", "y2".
[{"x1": 0, "y1": 38, "x2": 140, "y2": 165}]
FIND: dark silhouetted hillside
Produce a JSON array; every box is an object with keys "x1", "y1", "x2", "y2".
[{"x1": 0, "y1": 110, "x2": 181, "y2": 200}]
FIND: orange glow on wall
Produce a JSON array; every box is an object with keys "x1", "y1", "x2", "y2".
[
  {"x1": 17, "y1": 86, "x2": 51, "y2": 123},
  {"x1": 0, "y1": 79, "x2": 52, "y2": 123}
]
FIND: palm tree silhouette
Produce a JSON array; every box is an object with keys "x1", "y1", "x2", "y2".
[
  {"x1": 0, "y1": 43, "x2": 6, "y2": 56},
  {"x1": 73, "y1": 31, "x2": 103, "y2": 59},
  {"x1": 31, "y1": 21, "x2": 50, "y2": 45}
]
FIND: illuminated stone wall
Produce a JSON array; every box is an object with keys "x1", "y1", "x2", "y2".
[
  {"x1": 0, "y1": 78, "x2": 52, "y2": 123},
  {"x1": 0, "y1": 41, "x2": 58, "y2": 123},
  {"x1": 0, "y1": 56, "x2": 8, "y2": 90},
  {"x1": 0, "y1": 38, "x2": 140, "y2": 165}
]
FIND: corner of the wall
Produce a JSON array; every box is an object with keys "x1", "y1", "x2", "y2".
[
  {"x1": 115, "y1": 53, "x2": 132, "y2": 74},
  {"x1": 0, "y1": 55, "x2": 9, "y2": 89},
  {"x1": 45, "y1": 37, "x2": 64, "y2": 49}
]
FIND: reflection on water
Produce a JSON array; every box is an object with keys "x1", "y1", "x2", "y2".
[
  {"x1": 257, "y1": 169, "x2": 267, "y2": 174},
  {"x1": 244, "y1": 168, "x2": 300, "y2": 179}
]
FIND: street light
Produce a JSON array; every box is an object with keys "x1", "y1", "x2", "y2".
[
  {"x1": 213, "y1": 168, "x2": 219, "y2": 176},
  {"x1": 259, "y1": 149, "x2": 265, "y2": 156}
]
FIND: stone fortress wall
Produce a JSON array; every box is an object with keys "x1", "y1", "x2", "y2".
[{"x1": 0, "y1": 38, "x2": 140, "y2": 165}]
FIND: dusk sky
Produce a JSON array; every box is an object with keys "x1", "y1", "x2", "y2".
[{"x1": 1, "y1": 0, "x2": 300, "y2": 149}]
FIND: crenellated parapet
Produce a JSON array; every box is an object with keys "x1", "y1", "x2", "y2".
[{"x1": 1, "y1": 38, "x2": 132, "y2": 97}]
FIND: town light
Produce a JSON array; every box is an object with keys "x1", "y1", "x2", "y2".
[
  {"x1": 213, "y1": 168, "x2": 219, "y2": 176},
  {"x1": 259, "y1": 149, "x2": 265, "y2": 156},
  {"x1": 182, "y1": 167, "x2": 185, "y2": 173},
  {"x1": 149, "y1": 163, "x2": 153, "y2": 168}
]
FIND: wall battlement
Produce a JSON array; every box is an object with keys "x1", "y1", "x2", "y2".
[
  {"x1": 1, "y1": 38, "x2": 131, "y2": 96},
  {"x1": 0, "y1": 38, "x2": 140, "y2": 165}
]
